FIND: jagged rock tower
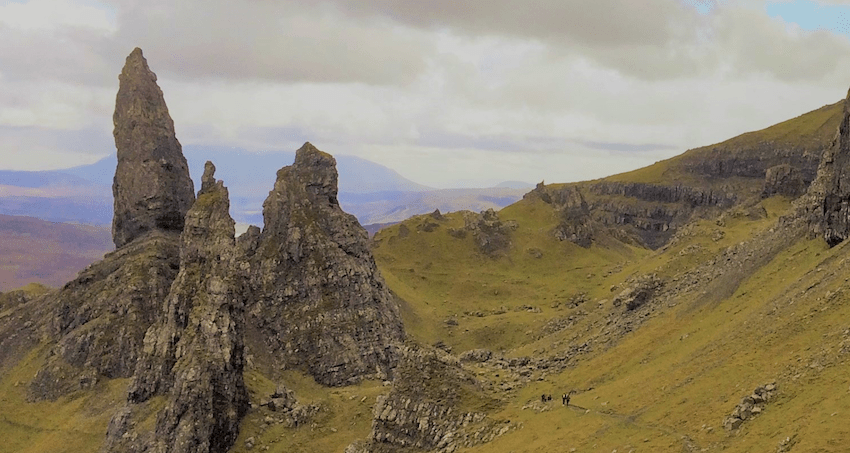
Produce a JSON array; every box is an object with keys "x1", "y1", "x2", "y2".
[
  {"x1": 243, "y1": 142, "x2": 405, "y2": 386},
  {"x1": 28, "y1": 48, "x2": 196, "y2": 400},
  {"x1": 103, "y1": 163, "x2": 248, "y2": 453},
  {"x1": 112, "y1": 47, "x2": 195, "y2": 248}
]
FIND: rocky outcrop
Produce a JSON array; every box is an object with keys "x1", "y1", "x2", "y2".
[
  {"x1": 526, "y1": 183, "x2": 593, "y2": 247},
  {"x1": 762, "y1": 164, "x2": 806, "y2": 198},
  {"x1": 27, "y1": 47, "x2": 197, "y2": 401},
  {"x1": 244, "y1": 142, "x2": 404, "y2": 386},
  {"x1": 29, "y1": 231, "x2": 180, "y2": 401},
  {"x1": 723, "y1": 382, "x2": 777, "y2": 431},
  {"x1": 457, "y1": 209, "x2": 517, "y2": 256},
  {"x1": 612, "y1": 275, "x2": 662, "y2": 311},
  {"x1": 808, "y1": 88, "x2": 850, "y2": 246},
  {"x1": 346, "y1": 346, "x2": 509, "y2": 453},
  {"x1": 112, "y1": 47, "x2": 195, "y2": 248},
  {"x1": 586, "y1": 182, "x2": 735, "y2": 249},
  {"x1": 103, "y1": 162, "x2": 248, "y2": 453}
]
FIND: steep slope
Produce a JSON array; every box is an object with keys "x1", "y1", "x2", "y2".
[{"x1": 358, "y1": 93, "x2": 850, "y2": 452}]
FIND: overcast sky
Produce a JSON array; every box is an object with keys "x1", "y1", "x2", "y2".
[{"x1": 3, "y1": 0, "x2": 850, "y2": 188}]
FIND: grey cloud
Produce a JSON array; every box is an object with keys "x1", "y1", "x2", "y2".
[
  {"x1": 715, "y1": 6, "x2": 850, "y2": 81},
  {"x1": 323, "y1": 0, "x2": 690, "y2": 47},
  {"x1": 0, "y1": 24, "x2": 119, "y2": 87},
  {"x1": 0, "y1": 125, "x2": 113, "y2": 155},
  {"x1": 107, "y1": 0, "x2": 433, "y2": 86}
]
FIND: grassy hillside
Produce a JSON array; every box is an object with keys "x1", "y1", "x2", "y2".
[
  {"x1": 371, "y1": 192, "x2": 850, "y2": 451},
  {"x1": 1, "y1": 99, "x2": 849, "y2": 453}
]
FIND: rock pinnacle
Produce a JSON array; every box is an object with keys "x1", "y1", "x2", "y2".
[{"x1": 111, "y1": 47, "x2": 195, "y2": 248}]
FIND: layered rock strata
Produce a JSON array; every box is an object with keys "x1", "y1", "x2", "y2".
[
  {"x1": 112, "y1": 47, "x2": 194, "y2": 248},
  {"x1": 103, "y1": 162, "x2": 248, "y2": 453},
  {"x1": 244, "y1": 142, "x2": 404, "y2": 386}
]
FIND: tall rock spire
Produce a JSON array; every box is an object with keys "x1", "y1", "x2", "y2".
[{"x1": 112, "y1": 47, "x2": 195, "y2": 248}]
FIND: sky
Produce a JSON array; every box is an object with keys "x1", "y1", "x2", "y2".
[{"x1": 3, "y1": 0, "x2": 850, "y2": 188}]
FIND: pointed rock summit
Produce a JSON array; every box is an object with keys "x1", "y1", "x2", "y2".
[
  {"x1": 112, "y1": 47, "x2": 195, "y2": 248},
  {"x1": 244, "y1": 142, "x2": 405, "y2": 386}
]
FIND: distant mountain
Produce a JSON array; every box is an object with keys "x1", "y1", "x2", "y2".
[
  {"x1": 339, "y1": 187, "x2": 528, "y2": 225},
  {"x1": 3, "y1": 146, "x2": 524, "y2": 228},
  {"x1": 494, "y1": 180, "x2": 534, "y2": 189}
]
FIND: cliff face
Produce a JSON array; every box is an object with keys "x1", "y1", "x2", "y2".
[
  {"x1": 112, "y1": 47, "x2": 195, "y2": 248},
  {"x1": 346, "y1": 346, "x2": 506, "y2": 453},
  {"x1": 808, "y1": 88, "x2": 850, "y2": 246},
  {"x1": 29, "y1": 232, "x2": 180, "y2": 400},
  {"x1": 525, "y1": 183, "x2": 594, "y2": 248},
  {"x1": 103, "y1": 163, "x2": 248, "y2": 453},
  {"x1": 244, "y1": 143, "x2": 405, "y2": 386}
]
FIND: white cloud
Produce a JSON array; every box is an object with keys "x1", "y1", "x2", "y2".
[
  {"x1": 4, "y1": 0, "x2": 850, "y2": 189},
  {"x1": 0, "y1": 0, "x2": 115, "y2": 31}
]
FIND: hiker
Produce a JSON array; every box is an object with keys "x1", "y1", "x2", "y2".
[
  {"x1": 563, "y1": 390, "x2": 574, "y2": 406},
  {"x1": 541, "y1": 394, "x2": 546, "y2": 403}
]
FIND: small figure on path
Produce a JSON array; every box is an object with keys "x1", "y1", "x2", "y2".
[{"x1": 563, "y1": 390, "x2": 574, "y2": 406}]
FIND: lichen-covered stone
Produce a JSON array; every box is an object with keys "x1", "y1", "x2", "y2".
[
  {"x1": 103, "y1": 162, "x2": 248, "y2": 453},
  {"x1": 245, "y1": 142, "x2": 405, "y2": 386},
  {"x1": 112, "y1": 47, "x2": 195, "y2": 248}
]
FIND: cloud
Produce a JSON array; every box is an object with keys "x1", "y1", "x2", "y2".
[{"x1": 106, "y1": 0, "x2": 433, "y2": 86}]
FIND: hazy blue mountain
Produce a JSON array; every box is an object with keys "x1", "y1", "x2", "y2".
[
  {"x1": 495, "y1": 180, "x2": 534, "y2": 189},
  {"x1": 0, "y1": 170, "x2": 95, "y2": 188},
  {"x1": 2, "y1": 145, "x2": 526, "y2": 229}
]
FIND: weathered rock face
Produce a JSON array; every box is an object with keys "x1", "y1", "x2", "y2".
[
  {"x1": 762, "y1": 164, "x2": 806, "y2": 198},
  {"x1": 587, "y1": 181, "x2": 735, "y2": 249},
  {"x1": 245, "y1": 142, "x2": 404, "y2": 386},
  {"x1": 809, "y1": 88, "x2": 850, "y2": 247},
  {"x1": 103, "y1": 162, "x2": 248, "y2": 453},
  {"x1": 526, "y1": 183, "x2": 594, "y2": 248},
  {"x1": 346, "y1": 346, "x2": 507, "y2": 453},
  {"x1": 27, "y1": 48, "x2": 197, "y2": 401},
  {"x1": 112, "y1": 47, "x2": 195, "y2": 248},
  {"x1": 458, "y1": 209, "x2": 517, "y2": 256},
  {"x1": 612, "y1": 274, "x2": 663, "y2": 311},
  {"x1": 29, "y1": 231, "x2": 180, "y2": 401}
]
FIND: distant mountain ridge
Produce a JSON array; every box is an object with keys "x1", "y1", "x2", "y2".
[{"x1": 0, "y1": 147, "x2": 526, "y2": 228}]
